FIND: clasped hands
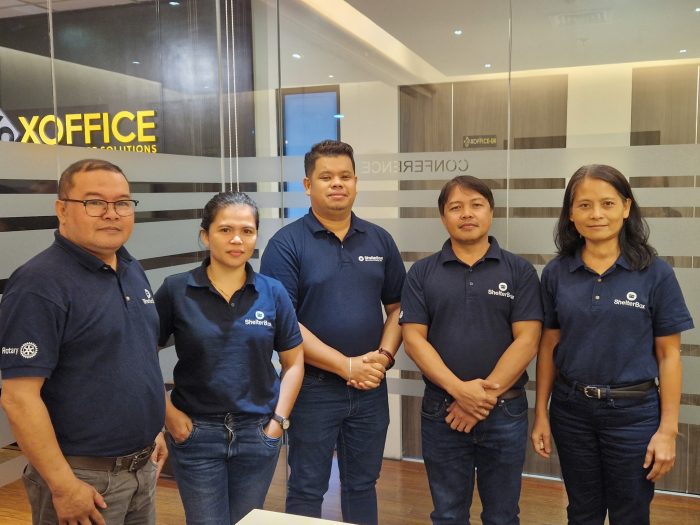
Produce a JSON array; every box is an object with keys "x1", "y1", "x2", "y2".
[
  {"x1": 445, "y1": 379, "x2": 500, "y2": 433},
  {"x1": 346, "y1": 350, "x2": 391, "y2": 390}
]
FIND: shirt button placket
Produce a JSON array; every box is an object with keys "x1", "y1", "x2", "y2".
[{"x1": 592, "y1": 275, "x2": 603, "y2": 307}]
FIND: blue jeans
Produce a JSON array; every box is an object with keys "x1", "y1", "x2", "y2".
[
  {"x1": 167, "y1": 413, "x2": 281, "y2": 525},
  {"x1": 421, "y1": 386, "x2": 528, "y2": 525},
  {"x1": 550, "y1": 380, "x2": 660, "y2": 525},
  {"x1": 286, "y1": 369, "x2": 390, "y2": 525},
  {"x1": 23, "y1": 460, "x2": 157, "y2": 525}
]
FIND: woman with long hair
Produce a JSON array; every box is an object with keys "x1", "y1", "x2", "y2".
[{"x1": 530, "y1": 165, "x2": 693, "y2": 524}]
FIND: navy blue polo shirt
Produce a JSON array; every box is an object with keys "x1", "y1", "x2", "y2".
[
  {"x1": 155, "y1": 260, "x2": 302, "y2": 416},
  {"x1": 541, "y1": 252, "x2": 694, "y2": 385},
  {"x1": 0, "y1": 231, "x2": 165, "y2": 457},
  {"x1": 260, "y1": 209, "x2": 405, "y2": 358},
  {"x1": 400, "y1": 237, "x2": 543, "y2": 391}
]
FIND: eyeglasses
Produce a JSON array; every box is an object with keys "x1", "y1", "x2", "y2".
[{"x1": 61, "y1": 198, "x2": 139, "y2": 217}]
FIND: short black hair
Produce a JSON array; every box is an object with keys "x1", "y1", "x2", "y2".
[
  {"x1": 58, "y1": 159, "x2": 126, "y2": 198},
  {"x1": 304, "y1": 140, "x2": 355, "y2": 178},
  {"x1": 438, "y1": 175, "x2": 494, "y2": 215}
]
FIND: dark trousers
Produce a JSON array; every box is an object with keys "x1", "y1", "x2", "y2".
[
  {"x1": 421, "y1": 386, "x2": 529, "y2": 525},
  {"x1": 285, "y1": 370, "x2": 390, "y2": 525},
  {"x1": 550, "y1": 381, "x2": 660, "y2": 525}
]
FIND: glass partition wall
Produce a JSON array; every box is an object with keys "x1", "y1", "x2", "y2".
[{"x1": 1, "y1": 0, "x2": 698, "y2": 496}]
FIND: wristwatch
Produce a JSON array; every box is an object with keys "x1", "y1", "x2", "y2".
[{"x1": 272, "y1": 413, "x2": 290, "y2": 430}]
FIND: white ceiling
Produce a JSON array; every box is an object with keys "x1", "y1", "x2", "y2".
[
  {"x1": 1, "y1": 0, "x2": 699, "y2": 86},
  {"x1": 346, "y1": 0, "x2": 700, "y2": 75},
  {"x1": 277, "y1": 0, "x2": 700, "y2": 86}
]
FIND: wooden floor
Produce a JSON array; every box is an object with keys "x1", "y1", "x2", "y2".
[{"x1": 1, "y1": 455, "x2": 699, "y2": 524}]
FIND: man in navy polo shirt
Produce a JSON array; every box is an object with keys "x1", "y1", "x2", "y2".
[
  {"x1": 0, "y1": 159, "x2": 167, "y2": 525},
  {"x1": 260, "y1": 140, "x2": 405, "y2": 525},
  {"x1": 401, "y1": 175, "x2": 542, "y2": 525}
]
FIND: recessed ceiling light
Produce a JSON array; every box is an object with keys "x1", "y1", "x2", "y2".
[
  {"x1": 484, "y1": 63, "x2": 492, "y2": 68},
  {"x1": 132, "y1": 60, "x2": 140, "y2": 64},
  {"x1": 453, "y1": 29, "x2": 463, "y2": 36},
  {"x1": 292, "y1": 53, "x2": 302, "y2": 59},
  {"x1": 328, "y1": 74, "x2": 334, "y2": 78},
  {"x1": 169, "y1": 1, "x2": 180, "y2": 6},
  {"x1": 696, "y1": 7, "x2": 700, "y2": 12},
  {"x1": 680, "y1": 49, "x2": 688, "y2": 53}
]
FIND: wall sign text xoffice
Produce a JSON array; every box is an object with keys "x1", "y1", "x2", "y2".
[{"x1": 0, "y1": 109, "x2": 158, "y2": 153}]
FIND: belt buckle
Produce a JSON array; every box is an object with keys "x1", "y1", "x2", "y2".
[
  {"x1": 583, "y1": 385, "x2": 603, "y2": 399},
  {"x1": 127, "y1": 444, "x2": 154, "y2": 472}
]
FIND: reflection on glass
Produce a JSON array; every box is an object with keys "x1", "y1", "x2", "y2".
[{"x1": 0, "y1": 1, "x2": 53, "y2": 145}]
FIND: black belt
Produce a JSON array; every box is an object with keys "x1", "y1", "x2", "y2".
[
  {"x1": 65, "y1": 443, "x2": 155, "y2": 473},
  {"x1": 498, "y1": 388, "x2": 525, "y2": 401},
  {"x1": 559, "y1": 376, "x2": 656, "y2": 399}
]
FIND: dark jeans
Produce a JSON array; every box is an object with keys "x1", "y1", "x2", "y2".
[
  {"x1": 421, "y1": 386, "x2": 528, "y2": 525},
  {"x1": 167, "y1": 413, "x2": 281, "y2": 525},
  {"x1": 285, "y1": 369, "x2": 390, "y2": 525},
  {"x1": 550, "y1": 380, "x2": 660, "y2": 525}
]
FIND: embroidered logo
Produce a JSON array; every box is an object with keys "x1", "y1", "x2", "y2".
[
  {"x1": 358, "y1": 255, "x2": 383, "y2": 262},
  {"x1": 614, "y1": 291, "x2": 646, "y2": 310},
  {"x1": 488, "y1": 282, "x2": 514, "y2": 300},
  {"x1": 142, "y1": 288, "x2": 155, "y2": 304},
  {"x1": 20, "y1": 342, "x2": 38, "y2": 359},
  {"x1": 246, "y1": 311, "x2": 271, "y2": 327}
]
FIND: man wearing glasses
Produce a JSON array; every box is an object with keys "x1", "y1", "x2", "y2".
[{"x1": 0, "y1": 159, "x2": 167, "y2": 525}]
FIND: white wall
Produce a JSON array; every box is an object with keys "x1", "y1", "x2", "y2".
[
  {"x1": 339, "y1": 81, "x2": 399, "y2": 154},
  {"x1": 566, "y1": 64, "x2": 633, "y2": 148}
]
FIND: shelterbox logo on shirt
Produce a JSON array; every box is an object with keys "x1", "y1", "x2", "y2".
[
  {"x1": 245, "y1": 311, "x2": 272, "y2": 327},
  {"x1": 613, "y1": 291, "x2": 646, "y2": 309},
  {"x1": 142, "y1": 289, "x2": 155, "y2": 304},
  {"x1": 488, "y1": 282, "x2": 514, "y2": 300},
  {"x1": 358, "y1": 255, "x2": 383, "y2": 262}
]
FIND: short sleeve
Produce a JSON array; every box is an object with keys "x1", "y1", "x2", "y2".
[
  {"x1": 511, "y1": 263, "x2": 544, "y2": 323},
  {"x1": 381, "y1": 235, "x2": 406, "y2": 305},
  {"x1": 154, "y1": 278, "x2": 175, "y2": 347},
  {"x1": 399, "y1": 263, "x2": 430, "y2": 326},
  {"x1": 260, "y1": 235, "x2": 301, "y2": 309},
  {"x1": 273, "y1": 282, "x2": 303, "y2": 352},
  {"x1": 650, "y1": 266, "x2": 694, "y2": 337},
  {"x1": 0, "y1": 288, "x2": 63, "y2": 379}
]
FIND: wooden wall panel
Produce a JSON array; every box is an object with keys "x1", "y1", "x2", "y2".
[
  {"x1": 399, "y1": 75, "x2": 568, "y2": 153},
  {"x1": 688, "y1": 424, "x2": 700, "y2": 493},
  {"x1": 452, "y1": 78, "x2": 509, "y2": 150},
  {"x1": 399, "y1": 83, "x2": 452, "y2": 153},
  {"x1": 631, "y1": 64, "x2": 699, "y2": 146},
  {"x1": 511, "y1": 75, "x2": 568, "y2": 149},
  {"x1": 400, "y1": 370, "x2": 423, "y2": 458}
]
